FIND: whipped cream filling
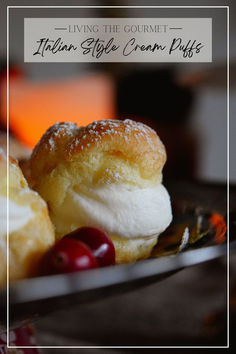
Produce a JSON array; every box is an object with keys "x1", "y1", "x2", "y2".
[
  {"x1": 54, "y1": 183, "x2": 172, "y2": 239},
  {"x1": 0, "y1": 196, "x2": 34, "y2": 237}
]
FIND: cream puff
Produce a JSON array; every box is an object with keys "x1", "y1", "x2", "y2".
[
  {"x1": 29, "y1": 119, "x2": 172, "y2": 263},
  {"x1": 0, "y1": 150, "x2": 55, "y2": 285}
]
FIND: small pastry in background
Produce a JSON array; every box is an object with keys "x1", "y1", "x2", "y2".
[
  {"x1": 30, "y1": 119, "x2": 172, "y2": 264},
  {"x1": 0, "y1": 132, "x2": 32, "y2": 182},
  {"x1": 0, "y1": 132, "x2": 31, "y2": 161},
  {"x1": 0, "y1": 150, "x2": 55, "y2": 286}
]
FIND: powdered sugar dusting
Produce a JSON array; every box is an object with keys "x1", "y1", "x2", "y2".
[
  {"x1": 33, "y1": 122, "x2": 79, "y2": 154},
  {"x1": 69, "y1": 119, "x2": 134, "y2": 153},
  {"x1": 79, "y1": 119, "x2": 155, "y2": 152},
  {"x1": 104, "y1": 168, "x2": 121, "y2": 183},
  {"x1": 34, "y1": 119, "x2": 160, "y2": 158},
  {"x1": 123, "y1": 119, "x2": 156, "y2": 150}
]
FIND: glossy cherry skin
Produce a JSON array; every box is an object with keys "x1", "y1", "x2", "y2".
[
  {"x1": 65, "y1": 227, "x2": 115, "y2": 267},
  {"x1": 40, "y1": 238, "x2": 98, "y2": 275}
]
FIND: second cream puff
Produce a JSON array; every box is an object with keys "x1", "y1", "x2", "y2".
[{"x1": 0, "y1": 150, "x2": 55, "y2": 285}]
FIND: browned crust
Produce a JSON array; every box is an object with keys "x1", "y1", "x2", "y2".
[{"x1": 30, "y1": 119, "x2": 166, "y2": 181}]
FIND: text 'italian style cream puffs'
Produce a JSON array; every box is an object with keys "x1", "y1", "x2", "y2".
[
  {"x1": 30, "y1": 119, "x2": 172, "y2": 263},
  {"x1": 0, "y1": 150, "x2": 55, "y2": 286}
]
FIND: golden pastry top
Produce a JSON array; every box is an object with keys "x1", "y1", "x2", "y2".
[{"x1": 30, "y1": 119, "x2": 166, "y2": 187}]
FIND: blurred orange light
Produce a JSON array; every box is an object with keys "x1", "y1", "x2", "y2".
[{"x1": 1, "y1": 73, "x2": 115, "y2": 148}]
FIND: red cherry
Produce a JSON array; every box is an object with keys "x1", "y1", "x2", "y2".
[
  {"x1": 40, "y1": 238, "x2": 98, "y2": 275},
  {"x1": 65, "y1": 227, "x2": 115, "y2": 267}
]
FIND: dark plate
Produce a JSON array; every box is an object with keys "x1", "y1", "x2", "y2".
[
  {"x1": 0, "y1": 180, "x2": 234, "y2": 331},
  {"x1": 1, "y1": 242, "x2": 233, "y2": 331}
]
